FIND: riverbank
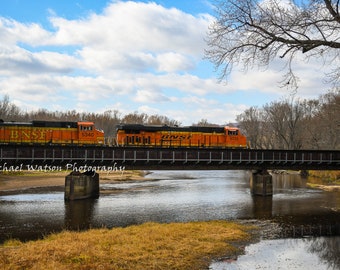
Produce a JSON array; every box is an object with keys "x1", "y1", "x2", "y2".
[
  {"x1": 0, "y1": 170, "x2": 149, "y2": 195},
  {"x1": 271, "y1": 170, "x2": 340, "y2": 192},
  {"x1": 0, "y1": 220, "x2": 259, "y2": 270},
  {"x1": 306, "y1": 170, "x2": 340, "y2": 192}
]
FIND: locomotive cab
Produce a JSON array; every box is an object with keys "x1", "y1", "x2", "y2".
[
  {"x1": 78, "y1": 122, "x2": 104, "y2": 145},
  {"x1": 224, "y1": 126, "x2": 247, "y2": 148}
]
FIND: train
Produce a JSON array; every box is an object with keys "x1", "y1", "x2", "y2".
[
  {"x1": 116, "y1": 124, "x2": 247, "y2": 148},
  {"x1": 0, "y1": 120, "x2": 105, "y2": 145},
  {"x1": 0, "y1": 120, "x2": 247, "y2": 148}
]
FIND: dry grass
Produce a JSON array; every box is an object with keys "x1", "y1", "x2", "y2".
[
  {"x1": 308, "y1": 170, "x2": 340, "y2": 184},
  {"x1": 0, "y1": 221, "x2": 254, "y2": 270}
]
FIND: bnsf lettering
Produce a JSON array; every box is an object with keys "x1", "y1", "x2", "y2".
[
  {"x1": 10, "y1": 129, "x2": 48, "y2": 140},
  {"x1": 161, "y1": 135, "x2": 192, "y2": 140},
  {"x1": 10, "y1": 130, "x2": 19, "y2": 139}
]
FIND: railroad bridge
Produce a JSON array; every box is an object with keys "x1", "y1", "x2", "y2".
[{"x1": 0, "y1": 145, "x2": 339, "y2": 199}]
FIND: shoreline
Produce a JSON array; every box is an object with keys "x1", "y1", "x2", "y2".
[
  {"x1": 270, "y1": 170, "x2": 340, "y2": 192},
  {"x1": 2, "y1": 170, "x2": 339, "y2": 195},
  {"x1": 0, "y1": 170, "x2": 150, "y2": 195}
]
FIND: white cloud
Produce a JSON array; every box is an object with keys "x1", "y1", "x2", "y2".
[
  {"x1": 133, "y1": 89, "x2": 170, "y2": 103},
  {"x1": 0, "y1": 17, "x2": 51, "y2": 46},
  {"x1": 0, "y1": 45, "x2": 77, "y2": 75},
  {"x1": 156, "y1": 52, "x2": 194, "y2": 73},
  {"x1": 138, "y1": 105, "x2": 160, "y2": 116},
  {"x1": 48, "y1": 1, "x2": 212, "y2": 52}
]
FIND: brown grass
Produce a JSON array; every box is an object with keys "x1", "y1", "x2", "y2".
[
  {"x1": 307, "y1": 170, "x2": 340, "y2": 183},
  {"x1": 0, "y1": 221, "x2": 254, "y2": 270}
]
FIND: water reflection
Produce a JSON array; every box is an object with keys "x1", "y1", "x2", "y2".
[
  {"x1": 251, "y1": 196, "x2": 273, "y2": 219},
  {"x1": 210, "y1": 236, "x2": 340, "y2": 270},
  {"x1": 308, "y1": 236, "x2": 340, "y2": 269},
  {"x1": 0, "y1": 170, "x2": 339, "y2": 244},
  {"x1": 65, "y1": 199, "x2": 97, "y2": 230},
  {"x1": 273, "y1": 173, "x2": 307, "y2": 190}
]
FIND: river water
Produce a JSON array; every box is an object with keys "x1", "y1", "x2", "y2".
[{"x1": 0, "y1": 170, "x2": 339, "y2": 269}]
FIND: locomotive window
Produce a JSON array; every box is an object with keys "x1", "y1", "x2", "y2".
[
  {"x1": 228, "y1": 130, "x2": 238, "y2": 136},
  {"x1": 80, "y1": 126, "x2": 93, "y2": 131}
]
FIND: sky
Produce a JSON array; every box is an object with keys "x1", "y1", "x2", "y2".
[{"x1": 0, "y1": 0, "x2": 336, "y2": 125}]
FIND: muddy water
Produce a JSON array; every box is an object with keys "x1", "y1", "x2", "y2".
[{"x1": 0, "y1": 170, "x2": 339, "y2": 268}]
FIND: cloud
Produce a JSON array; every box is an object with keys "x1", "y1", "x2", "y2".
[
  {"x1": 134, "y1": 89, "x2": 170, "y2": 103},
  {"x1": 48, "y1": 1, "x2": 212, "y2": 75},
  {"x1": 48, "y1": 3, "x2": 211, "y2": 50},
  {"x1": 0, "y1": 45, "x2": 79, "y2": 75},
  {"x1": 0, "y1": 1, "x2": 336, "y2": 126},
  {"x1": 0, "y1": 17, "x2": 51, "y2": 46}
]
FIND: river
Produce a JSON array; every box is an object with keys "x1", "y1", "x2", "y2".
[{"x1": 0, "y1": 170, "x2": 339, "y2": 269}]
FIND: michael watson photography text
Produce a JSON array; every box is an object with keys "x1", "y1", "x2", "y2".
[{"x1": 0, "y1": 162, "x2": 126, "y2": 175}]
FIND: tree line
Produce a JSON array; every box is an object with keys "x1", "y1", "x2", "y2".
[
  {"x1": 0, "y1": 90, "x2": 339, "y2": 150},
  {"x1": 236, "y1": 90, "x2": 339, "y2": 150},
  {"x1": 0, "y1": 95, "x2": 180, "y2": 139}
]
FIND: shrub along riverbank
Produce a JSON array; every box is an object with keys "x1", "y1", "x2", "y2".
[
  {"x1": 0, "y1": 221, "x2": 255, "y2": 270},
  {"x1": 306, "y1": 170, "x2": 340, "y2": 191},
  {"x1": 307, "y1": 170, "x2": 340, "y2": 183}
]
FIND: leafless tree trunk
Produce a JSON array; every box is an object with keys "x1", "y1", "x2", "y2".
[
  {"x1": 300, "y1": 99, "x2": 322, "y2": 149},
  {"x1": 236, "y1": 106, "x2": 264, "y2": 148},
  {"x1": 317, "y1": 90, "x2": 340, "y2": 149}
]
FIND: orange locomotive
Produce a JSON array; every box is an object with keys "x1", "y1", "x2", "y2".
[
  {"x1": 0, "y1": 120, "x2": 104, "y2": 145},
  {"x1": 116, "y1": 124, "x2": 247, "y2": 148}
]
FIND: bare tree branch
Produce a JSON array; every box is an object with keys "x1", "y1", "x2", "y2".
[{"x1": 206, "y1": 0, "x2": 340, "y2": 88}]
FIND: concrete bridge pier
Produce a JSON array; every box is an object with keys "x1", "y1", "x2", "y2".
[
  {"x1": 64, "y1": 171, "x2": 99, "y2": 200},
  {"x1": 250, "y1": 169, "x2": 273, "y2": 196}
]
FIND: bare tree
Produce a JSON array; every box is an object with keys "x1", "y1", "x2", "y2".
[
  {"x1": 263, "y1": 99, "x2": 305, "y2": 149},
  {"x1": 236, "y1": 107, "x2": 264, "y2": 148},
  {"x1": 316, "y1": 89, "x2": 340, "y2": 149},
  {"x1": 147, "y1": 114, "x2": 181, "y2": 126},
  {"x1": 121, "y1": 112, "x2": 148, "y2": 124},
  {"x1": 299, "y1": 99, "x2": 322, "y2": 149},
  {"x1": 206, "y1": 0, "x2": 340, "y2": 87},
  {"x1": 192, "y1": 119, "x2": 220, "y2": 127},
  {"x1": 0, "y1": 95, "x2": 21, "y2": 120}
]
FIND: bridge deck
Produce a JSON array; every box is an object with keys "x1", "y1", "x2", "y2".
[{"x1": 0, "y1": 145, "x2": 339, "y2": 170}]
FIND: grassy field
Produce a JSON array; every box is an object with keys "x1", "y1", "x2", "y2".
[{"x1": 0, "y1": 221, "x2": 255, "y2": 270}]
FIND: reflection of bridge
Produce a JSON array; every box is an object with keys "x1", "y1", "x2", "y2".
[{"x1": 0, "y1": 145, "x2": 339, "y2": 170}]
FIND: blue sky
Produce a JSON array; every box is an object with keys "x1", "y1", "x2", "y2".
[{"x1": 0, "y1": 0, "x2": 334, "y2": 125}]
